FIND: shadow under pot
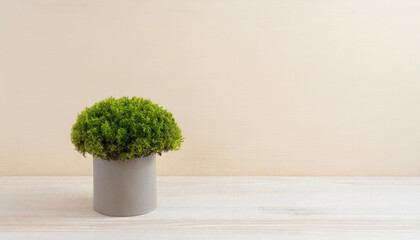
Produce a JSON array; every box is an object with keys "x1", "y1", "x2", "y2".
[{"x1": 93, "y1": 154, "x2": 156, "y2": 217}]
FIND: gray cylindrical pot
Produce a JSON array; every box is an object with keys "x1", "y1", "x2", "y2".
[{"x1": 93, "y1": 154, "x2": 156, "y2": 217}]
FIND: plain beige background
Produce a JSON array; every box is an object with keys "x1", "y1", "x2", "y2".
[{"x1": 1, "y1": 0, "x2": 419, "y2": 176}]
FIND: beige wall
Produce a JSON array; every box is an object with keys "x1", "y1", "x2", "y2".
[{"x1": 1, "y1": 0, "x2": 420, "y2": 176}]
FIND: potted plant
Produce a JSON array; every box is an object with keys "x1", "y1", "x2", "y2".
[{"x1": 71, "y1": 96, "x2": 183, "y2": 217}]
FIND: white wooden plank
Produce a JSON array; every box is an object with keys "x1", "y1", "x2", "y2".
[{"x1": 0, "y1": 177, "x2": 419, "y2": 239}]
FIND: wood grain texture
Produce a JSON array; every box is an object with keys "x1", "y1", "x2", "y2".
[{"x1": 1, "y1": 177, "x2": 420, "y2": 239}]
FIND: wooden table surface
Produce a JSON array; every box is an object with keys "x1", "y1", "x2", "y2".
[{"x1": 1, "y1": 177, "x2": 419, "y2": 239}]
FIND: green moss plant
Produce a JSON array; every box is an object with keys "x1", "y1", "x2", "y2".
[{"x1": 71, "y1": 96, "x2": 183, "y2": 161}]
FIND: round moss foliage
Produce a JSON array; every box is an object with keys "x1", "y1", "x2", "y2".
[{"x1": 71, "y1": 97, "x2": 183, "y2": 161}]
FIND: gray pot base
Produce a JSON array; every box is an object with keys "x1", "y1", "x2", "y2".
[{"x1": 93, "y1": 154, "x2": 157, "y2": 217}]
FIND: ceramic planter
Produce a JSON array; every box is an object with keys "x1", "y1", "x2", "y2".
[{"x1": 93, "y1": 154, "x2": 156, "y2": 217}]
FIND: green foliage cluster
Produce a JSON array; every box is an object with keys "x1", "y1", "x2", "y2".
[{"x1": 71, "y1": 97, "x2": 183, "y2": 161}]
